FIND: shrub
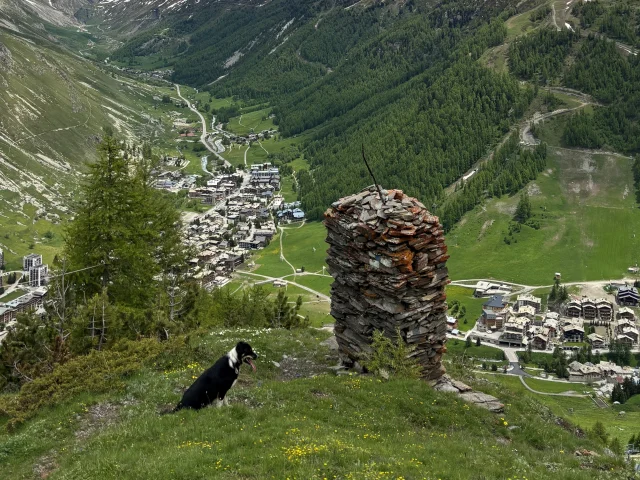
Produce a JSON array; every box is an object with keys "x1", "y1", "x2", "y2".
[
  {"x1": 591, "y1": 421, "x2": 609, "y2": 444},
  {"x1": 0, "y1": 338, "x2": 183, "y2": 430},
  {"x1": 362, "y1": 329, "x2": 422, "y2": 380}
]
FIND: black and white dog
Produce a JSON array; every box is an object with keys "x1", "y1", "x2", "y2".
[{"x1": 171, "y1": 341, "x2": 258, "y2": 412}]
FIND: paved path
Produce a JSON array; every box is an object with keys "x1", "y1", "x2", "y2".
[
  {"x1": 236, "y1": 271, "x2": 330, "y2": 302},
  {"x1": 519, "y1": 376, "x2": 588, "y2": 397},
  {"x1": 175, "y1": 84, "x2": 230, "y2": 168},
  {"x1": 278, "y1": 227, "x2": 297, "y2": 275},
  {"x1": 243, "y1": 145, "x2": 250, "y2": 166}
]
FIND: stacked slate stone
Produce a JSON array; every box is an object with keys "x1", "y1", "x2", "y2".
[{"x1": 324, "y1": 185, "x2": 450, "y2": 380}]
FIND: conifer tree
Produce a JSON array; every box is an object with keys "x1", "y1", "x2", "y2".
[
  {"x1": 65, "y1": 135, "x2": 190, "y2": 308},
  {"x1": 514, "y1": 191, "x2": 532, "y2": 223}
]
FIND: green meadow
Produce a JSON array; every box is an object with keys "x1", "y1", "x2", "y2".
[
  {"x1": 447, "y1": 143, "x2": 640, "y2": 284},
  {"x1": 477, "y1": 374, "x2": 640, "y2": 445},
  {"x1": 254, "y1": 222, "x2": 329, "y2": 279},
  {"x1": 0, "y1": 328, "x2": 629, "y2": 480},
  {"x1": 227, "y1": 108, "x2": 275, "y2": 136},
  {"x1": 445, "y1": 286, "x2": 486, "y2": 331},
  {"x1": 522, "y1": 377, "x2": 593, "y2": 395}
]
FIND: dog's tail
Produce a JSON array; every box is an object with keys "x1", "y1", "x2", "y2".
[{"x1": 159, "y1": 403, "x2": 183, "y2": 415}]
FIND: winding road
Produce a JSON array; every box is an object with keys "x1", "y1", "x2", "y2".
[{"x1": 174, "y1": 84, "x2": 230, "y2": 168}]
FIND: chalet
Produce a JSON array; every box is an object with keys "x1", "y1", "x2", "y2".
[
  {"x1": 517, "y1": 294, "x2": 542, "y2": 313},
  {"x1": 543, "y1": 317, "x2": 559, "y2": 338},
  {"x1": 617, "y1": 286, "x2": 640, "y2": 307},
  {"x1": 568, "y1": 361, "x2": 602, "y2": 382},
  {"x1": 617, "y1": 318, "x2": 636, "y2": 330},
  {"x1": 582, "y1": 298, "x2": 597, "y2": 320},
  {"x1": 446, "y1": 316, "x2": 458, "y2": 332},
  {"x1": 239, "y1": 238, "x2": 263, "y2": 250},
  {"x1": 531, "y1": 333, "x2": 549, "y2": 350},
  {"x1": 0, "y1": 306, "x2": 14, "y2": 324},
  {"x1": 516, "y1": 305, "x2": 536, "y2": 320},
  {"x1": 616, "y1": 334, "x2": 635, "y2": 346},
  {"x1": 566, "y1": 299, "x2": 582, "y2": 318},
  {"x1": 277, "y1": 208, "x2": 305, "y2": 221},
  {"x1": 224, "y1": 254, "x2": 244, "y2": 271},
  {"x1": 527, "y1": 327, "x2": 551, "y2": 350},
  {"x1": 587, "y1": 333, "x2": 606, "y2": 349},
  {"x1": 596, "y1": 298, "x2": 613, "y2": 321},
  {"x1": 617, "y1": 306, "x2": 636, "y2": 321},
  {"x1": 480, "y1": 295, "x2": 510, "y2": 330},
  {"x1": 501, "y1": 318, "x2": 529, "y2": 346},
  {"x1": 620, "y1": 327, "x2": 639, "y2": 344},
  {"x1": 563, "y1": 323, "x2": 585, "y2": 343}
]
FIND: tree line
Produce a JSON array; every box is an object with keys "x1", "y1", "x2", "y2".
[
  {"x1": 563, "y1": 36, "x2": 640, "y2": 154},
  {"x1": 438, "y1": 134, "x2": 547, "y2": 231},
  {"x1": 509, "y1": 28, "x2": 579, "y2": 84}
]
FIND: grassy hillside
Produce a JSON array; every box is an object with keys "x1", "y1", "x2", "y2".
[
  {"x1": 477, "y1": 373, "x2": 640, "y2": 445},
  {"x1": 447, "y1": 117, "x2": 640, "y2": 284},
  {"x1": 0, "y1": 328, "x2": 631, "y2": 479},
  {"x1": 0, "y1": 28, "x2": 184, "y2": 269}
]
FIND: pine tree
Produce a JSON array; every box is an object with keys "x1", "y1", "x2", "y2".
[
  {"x1": 592, "y1": 421, "x2": 609, "y2": 444},
  {"x1": 65, "y1": 136, "x2": 190, "y2": 308},
  {"x1": 609, "y1": 437, "x2": 623, "y2": 455},
  {"x1": 514, "y1": 191, "x2": 532, "y2": 223}
]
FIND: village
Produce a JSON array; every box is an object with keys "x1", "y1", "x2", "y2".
[
  {"x1": 454, "y1": 279, "x2": 640, "y2": 399},
  {"x1": 0, "y1": 250, "x2": 50, "y2": 342},
  {"x1": 159, "y1": 159, "x2": 304, "y2": 290}
]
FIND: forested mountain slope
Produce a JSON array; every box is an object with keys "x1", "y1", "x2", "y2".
[{"x1": 443, "y1": 0, "x2": 640, "y2": 283}]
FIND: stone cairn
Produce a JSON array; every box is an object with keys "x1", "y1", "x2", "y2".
[{"x1": 323, "y1": 185, "x2": 450, "y2": 380}]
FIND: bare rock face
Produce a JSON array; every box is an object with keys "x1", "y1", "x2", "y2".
[
  {"x1": 324, "y1": 185, "x2": 450, "y2": 380},
  {"x1": 0, "y1": 42, "x2": 13, "y2": 72}
]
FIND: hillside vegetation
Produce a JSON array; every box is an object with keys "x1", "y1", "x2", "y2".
[
  {"x1": 0, "y1": 27, "x2": 173, "y2": 268},
  {"x1": 0, "y1": 328, "x2": 631, "y2": 479}
]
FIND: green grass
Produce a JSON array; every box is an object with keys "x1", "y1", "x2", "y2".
[
  {"x1": 279, "y1": 175, "x2": 298, "y2": 202},
  {"x1": 288, "y1": 275, "x2": 333, "y2": 297},
  {"x1": 522, "y1": 377, "x2": 593, "y2": 394},
  {"x1": 227, "y1": 108, "x2": 274, "y2": 136},
  {"x1": 254, "y1": 223, "x2": 328, "y2": 279},
  {"x1": 550, "y1": 92, "x2": 585, "y2": 110},
  {"x1": 477, "y1": 374, "x2": 639, "y2": 444},
  {"x1": 517, "y1": 351, "x2": 553, "y2": 367},
  {"x1": 0, "y1": 287, "x2": 28, "y2": 303},
  {"x1": 446, "y1": 340, "x2": 507, "y2": 361},
  {"x1": 298, "y1": 301, "x2": 333, "y2": 327},
  {"x1": 445, "y1": 286, "x2": 486, "y2": 331},
  {"x1": 223, "y1": 277, "x2": 332, "y2": 327},
  {"x1": 447, "y1": 136, "x2": 640, "y2": 284},
  {"x1": 0, "y1": 328, "x2": 629, "y2": 479},
  {"x1": 479, "y1": 43, "x2": 509, "y2": 74},
  {"x1": 506, "y1": 4, "x2": 548, "y2": 41},
  {"x1": 222, "y1": 143, "x2": 250, "y2": 167}
]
